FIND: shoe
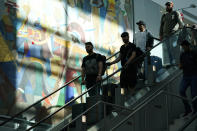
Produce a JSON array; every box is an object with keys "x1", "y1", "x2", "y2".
[
  {"x1": 181, "y1": 110, "x2": 193, "y2": 117},
  {"x1": 144, "y1": 80, "x2": 148, "y2": 85},
  {"x1": 191, "y1": 111, "x2": 197, "y2": 116}
]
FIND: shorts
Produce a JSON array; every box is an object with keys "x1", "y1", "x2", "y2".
[{"x1": 120, "y1": 67, "x2": 137, "y2": 89}]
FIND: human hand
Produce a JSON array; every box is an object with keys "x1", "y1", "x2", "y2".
[
  {"x1": 124, "y1": 62, "x2": 129, "y2": 69},
  {"x1": 106, "y1": 62, "x2": 112, "y2": 66},
  {"x1": 81, "y1": 80, "x2": 86, "y2": 85},
  {"x1": 96, "y1": 75, "x2": 102, "y2": 82},
  {"x1": 160, "y1": 36, "x2": 163, "y2": 41},
  {"x1": 146, "y1": 47, "x2": 151, "y2": 51}
]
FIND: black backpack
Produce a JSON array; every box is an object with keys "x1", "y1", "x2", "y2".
[
  {"x1": 135, "y1": 47, "x2": 145, "y2": 66},
  {"x1": 97, "y1": 54, "x2": 107, "y2": 76}
]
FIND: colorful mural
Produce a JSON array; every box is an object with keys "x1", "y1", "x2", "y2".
[{"x1": 0, "y1": 0, "x2": 134, "y2": 118}]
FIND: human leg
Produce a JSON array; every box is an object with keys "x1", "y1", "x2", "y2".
[
  {"x1": 169, "y1": 34, "x2": 179, "y2": 65},
  {"x1": 191, "y1": 76, "x2": 197, "y2": 113},
  {"x1": 86, "y1": 76, "x2": 97, "y2": 97},
  {"x1": 179, "y1": 77, "x2": 192, "y2": 114}
]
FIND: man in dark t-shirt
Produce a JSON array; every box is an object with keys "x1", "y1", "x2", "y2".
[
  {"x1": 81, "y1": 42, "x2": 103, "y2": 96},
  {"x1": 107, "y1": 32, "x2": 137, "y2": 95},
  {"x1": 179, "y1": 40, "x2": 197, "y2": 117}
]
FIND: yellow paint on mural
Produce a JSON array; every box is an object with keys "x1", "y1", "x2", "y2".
[
  {"x1": 92, "y1": 7, "x2": 100, "y2": 46},
  {"x1": 0, "y1": 33, "x2": 14, "y2": 62},
  {"x1": 102, "y1": 0, "x2": 119, "y2": 48},
  {"x1": 2, "y1": 15, "x2": 12, "y2": 26},
  {"x1": 50, "y1": 58, "x2": 62, "y2": 78}
]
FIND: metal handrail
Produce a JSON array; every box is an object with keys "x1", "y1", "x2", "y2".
[
  {"x1": 178, "y1": 96, "x2": 197, "y2": 131},
  {"x1": 0, "y1": 76, "x2": 80, "y2": 127},
  {"x1": 0, "y1": 115, "x2": 49, "y2": 127},
  {"x1": 26, "y1": 31, "x2": 181, "y2": 130},
  {"x1": 162, "y1": 91, "x2": 193, "y2": 102},
  {"x1": 62, "y1": 100, "x2": 134, "y2": 130},
  {"x1": 178, "y1": 112, "x2": 197, "y2": 131},
  {"x1": 26, "y1": 67, "x2": 122, "y2": 131},
  {"x1": 0, "y1": 51, "x2": 119, "y2": 127},
  {"x1": 111, "y1": 68, "x2": 183, "y2": 130}
]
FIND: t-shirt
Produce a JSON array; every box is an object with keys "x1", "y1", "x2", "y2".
[
  {"x1": 82, "y1": 53, "x2": 102, "y2": 76},
  {"x1": 160, "y1": 11, "x2": 184, "y2": 37},
  {"x1": 135, "y1": 31, "x2": 147, "y2": 52},
  {"x1": 120, "y1": 42, "x2": 136, "y2": 66},
  {"x1": 180, "y1": 50, "x2": 197, "y2": 76}
]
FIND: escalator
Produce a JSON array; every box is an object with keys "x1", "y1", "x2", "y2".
[{"x1": 0, "y1": 29, "x2": 191, "y2": 131}]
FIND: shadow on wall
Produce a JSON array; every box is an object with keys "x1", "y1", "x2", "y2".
[{"x1": 0, "y1": 0, "x2": 134, "y2": 125}]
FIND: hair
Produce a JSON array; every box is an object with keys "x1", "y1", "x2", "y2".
[
  {"x1": 181, "y1": 40, "x2": 190, "y2": 46},
  {"x1": 85, "y1": 42, "x2": 93, "y2": 47},
  {"x1": 121, "y1": 32, "x2": 129, "y2": 37},
  {"x1": 165, "y1": 1, "x2": 174, "y2": 7}
]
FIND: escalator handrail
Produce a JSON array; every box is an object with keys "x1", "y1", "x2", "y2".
[
  {"x1": 111, "y1": 69, "x2": 183, "y2": 131},
  {"x1": 26, "y1": 31, "x2": 182, "y2": 130},
  {"x1": 0, "y1": 115, "x2": 50, "y2": 127},
  {"x1": 0, "y1": 50, "x2": 119, "y2": 127},
  {"x1": 62, "y1": 100, "x2": 134, "y2": 130},
  {"x1": 178, "y1": 96, "x2": 197, "y2": 131},
  {"x1": 178, "y1": 113, "x2": 197, "y2": 131},
  {"x1": 0, "y1": 76, "x2": 80, "y2": 127}
]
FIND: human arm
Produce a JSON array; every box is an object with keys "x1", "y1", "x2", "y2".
[
  {"x1": 81, "y1": 67, "x2": 86, "y2": 85},
  {"x1": 124, "y1": 51, "x2": 136, "y2": 68},
  {"x1": 146, "y1": 32, "x2": 154, "y2": 51},
  {"x1": 177, "y1": 11, "x2": 184, "y2": 28},
  {"x1": 96, "y1": 61, "x2": 103, "y2": 81},
  {"x1": 159, "y1": 15, "x2": 165, "y2": 41},
  {"x1": 179, "y1": 53, "x2": 183, "y2": 69},
  {"x1": 107, "y1": 53, "x2": 121, "y2": 66}
]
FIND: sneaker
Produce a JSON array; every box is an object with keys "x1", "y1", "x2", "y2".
[
  {"x1": 191, "y1": 111, "x2": 197, "y2": 116},
  {"x1": 181, "y1": 110, "x2": 193, "y2": 117}
]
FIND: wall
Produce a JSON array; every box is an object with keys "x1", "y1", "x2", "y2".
[{"x1": 0, "y1": 0, "x2": 134, "y2": 120}]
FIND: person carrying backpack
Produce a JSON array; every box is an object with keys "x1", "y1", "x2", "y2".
[
  {"x1": 107, "y1": 32, "x2": 137, "y2": 96},
  {"x1": 81, "y1": 42, "x2": 103, "y2": 96},
  {"x1": 134, "y1": 20, "x2": 154, "y2": 83}
]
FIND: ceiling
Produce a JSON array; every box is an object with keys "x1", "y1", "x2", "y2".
[{"x1": 151, "y1": 0, "x2": 197, "y2": 24}]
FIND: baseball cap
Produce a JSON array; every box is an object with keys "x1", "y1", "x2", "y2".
[
  {"x1": 136, "y1": 20, "x2": 146, "y2": 26},
  {"x1": 165, "y1": 1, "x2": 174, "y2": 6}
]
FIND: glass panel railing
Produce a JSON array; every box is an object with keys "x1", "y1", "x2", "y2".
[
  {"x1": 110, "y1": 70, "x2": 183, "y2": 131},
  {"x1": 180, "y1": 113, "x2": 197, "y2": 131},
  {"x1": 0, "y1": 115, "x2": 50, "y2": 131},
  {"x1": 54, "y1": 32, "x2": 182, "y2": 130},
  {"x1": 0, "y1": 50, "x2": 120, "y2": 130},
  {"x1": 26, "y1": 67, "x2": 122, "y2": 130},
  {"x1": 59, "y1": 101, "x2": 134, "y2": 131}
]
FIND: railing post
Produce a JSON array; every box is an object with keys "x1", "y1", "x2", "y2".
[
  {"x1": 104, "y1": 102, "x2": 106, "y2": 131},
  {"x1": 165, "y1": 90, "x2": 169, "y2": 131}
]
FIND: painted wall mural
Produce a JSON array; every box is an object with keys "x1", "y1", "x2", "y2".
[{"x1": 0, "y1": 0, "x2": 134, "y2": 118}]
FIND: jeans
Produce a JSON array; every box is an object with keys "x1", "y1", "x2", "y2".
[
  {"x1": 179, "y1": 75, "x2": 197, "y2": 112},
  {"x1": 143, "y1": 53, "x2": 151, "y2": 81},
  {"x1": 162, "y1": 34, "x2": 180, "y2": 66}
]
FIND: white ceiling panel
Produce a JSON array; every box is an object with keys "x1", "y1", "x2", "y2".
[{"x1": 152, "y1": 0, "x2": 197, "y2": 23}]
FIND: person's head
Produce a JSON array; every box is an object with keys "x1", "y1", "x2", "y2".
[
  {"x1": 85, "y1": 42, "x2": 94, "y2": 54},
  {"x1": 136, "y1": 20, "x2": 146, "y2": 32},
  {"x1": 165, "y1": 1, "x2": 173, "y2": 12},
  {"x1": 121, "y1": 32, "x2": 129, "y2": 44},
  {"x1": 180, "y1": 40, "x2": 190, "y2": 51},
  {"x1": 192, "y1": 24, "x2": 197, "y2": 30}
]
